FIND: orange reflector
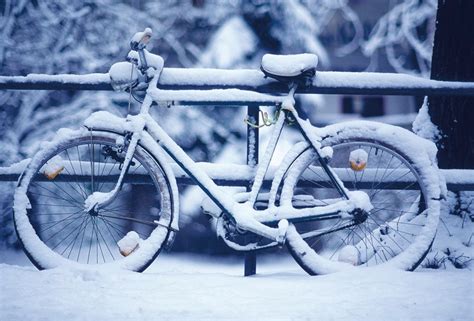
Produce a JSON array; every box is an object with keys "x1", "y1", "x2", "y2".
[
  {"x1": 350, "y1": 160, "x2": 366, "y2": 171},
  {"x1": 44, "y1": 166, "x2": 65, "y2": 180},
  {"x1": 120, "y1": 244, "x2": 139, "y2": 257}
]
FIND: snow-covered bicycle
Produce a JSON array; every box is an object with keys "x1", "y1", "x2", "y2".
[{"x1": 14, "y1": 29, "x2": 442, "y2": 274}]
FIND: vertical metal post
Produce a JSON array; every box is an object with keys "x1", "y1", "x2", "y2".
[{"x1": 244, "y1": 104, "x2": 259, "y2": 276}]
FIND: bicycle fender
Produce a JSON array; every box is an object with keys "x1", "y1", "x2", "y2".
[{"x1": 268, "y1": 141, "x2": 310, "y2": 207}]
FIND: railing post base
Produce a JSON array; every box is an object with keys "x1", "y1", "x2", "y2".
[{"x1": 244, "y1": 252, "x2": 257, "y2": 276}]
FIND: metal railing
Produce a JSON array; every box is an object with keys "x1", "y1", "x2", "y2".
[{"x1": 1, "y1": 67, "x2": 474, "y2": 275}]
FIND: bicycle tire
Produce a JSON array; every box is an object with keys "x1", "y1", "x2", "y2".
[
  {"x1": 280, "y1": 121, "x2": 441, "y2": 274},
  {"x1": 14, "y1": 129, "x2": 176, "y2": 271}
]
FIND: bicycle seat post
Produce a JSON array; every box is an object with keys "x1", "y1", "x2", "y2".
[
  {"x1": 280, "y1": 82, "x2": 298, "y2": 113},
  {"x1": 288, "y1": 82, "x2": 298, "y2": 100}
]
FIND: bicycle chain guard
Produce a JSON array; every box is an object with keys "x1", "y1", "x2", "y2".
[{"x1": 216, "y1": 214, "x2": 278, "y2": 251}]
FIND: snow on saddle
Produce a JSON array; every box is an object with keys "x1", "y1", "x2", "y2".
[{"x1": 260, "y1": 53, "x2": 318, "y2": 86}]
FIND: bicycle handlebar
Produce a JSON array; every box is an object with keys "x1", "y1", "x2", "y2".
[
  {"x1": 130, "y1": 27, "x2": 152, "y2": 51},
  {"x1": 129, "y1": 28, "x2": 153, "y2": 75}
]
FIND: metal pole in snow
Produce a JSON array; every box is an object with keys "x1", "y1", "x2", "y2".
[{"x1": 244, "y1": 104, "x2": 259, "y2": 276}]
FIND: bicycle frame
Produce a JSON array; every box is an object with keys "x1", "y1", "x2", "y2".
[{"x1": 87, "y1": 57, "x2": 372, "y2": 246}]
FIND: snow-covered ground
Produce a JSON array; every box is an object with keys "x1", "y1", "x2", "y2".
[{"x1": 1, "y1": 250, "x2": 472, "y2": 321}]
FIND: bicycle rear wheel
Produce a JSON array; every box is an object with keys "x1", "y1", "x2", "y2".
[
  {"x1": 282, "y1": 123, "x2": 441, "y2": 274},
  {"x1": 14, "y1": 130, "x2": 175, "y2": 271}
]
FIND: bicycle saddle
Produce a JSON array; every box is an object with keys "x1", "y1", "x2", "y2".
[{"x1": 261, "y1": 53, "x2": 318, "y2": 86}]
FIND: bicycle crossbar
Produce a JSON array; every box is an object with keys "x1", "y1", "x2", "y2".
[
  {"x1": 0, "y1": 161, "x2": 471, "y2": 192},
  {"x1": 1, "y1": 69, "x2": 474, "y2": 98}
]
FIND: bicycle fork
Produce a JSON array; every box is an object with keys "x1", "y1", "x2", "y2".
[{"x1": 83, "y1": 115, "x2": 145, "y2": 213}]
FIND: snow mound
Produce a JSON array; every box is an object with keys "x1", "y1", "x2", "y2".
[
  {"x1": 412, "y1": 97, "x2": 441, "y2": 142},
  {"x1": 423, "y1": 191, "x2": 473, "y2": 270},
  {"x1": 131, "y1": 27, "x2": 152, "y2": 45},
  {"x1": 1, "y1": 254, "x2": 472, "y2": 321},
  {"x1": 261, "y1": 53, "x2": 318, "y2": 77},
  {"x1": 338, "y1": 245, "x2": 360, "y2": 266},
  {"x1": 109, "y1": 62, "x2": 138, "y2": 91},
  {"x1": 117, "y1": 231, "x2": 141, "y2": 257}
]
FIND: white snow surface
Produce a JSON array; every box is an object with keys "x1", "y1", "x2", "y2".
[
  {"x1": 349, "y1": 148, "x2": 368, "y2": 166},
  {"x1": 0, "y1": 73, "x2": 110, "y2": 84},
  {"x1": 131, "y1": 27, "x2": 152, "y2": 44},
  {"x1": 261, "y1": 53, "x2": 318, "y2": 77},
  {"x1": 127, "y1": 49, "x2": 164, "y2": 71},
  {"x1": 338, "y1": 245, "x2": 360, "y2": 265},
  {"x1": 0, "y1": 158, "x2": 30, "y2": 174},
  {"x1": 109, "y1": 61, "x2": 138, "y2": 90},
  {"x1": 148, "y1": 88, "x2": 284, "y2": 104},
  {"x1": 0, "y1": 252, "x2": 472, "y2": 321}
]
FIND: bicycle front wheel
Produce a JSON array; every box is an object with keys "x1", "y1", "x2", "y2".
[
  {"x1": 14, "y1": 130, "x2": 175, "y2": 271},
  {"x1": 282, "y1": 122, "x2": 441, "y2": 275}
]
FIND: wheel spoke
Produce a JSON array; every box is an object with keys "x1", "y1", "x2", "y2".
[
  {"x1": 64, "y1": 149, "x2": 88, "y2": 199},
  {"x1": 30, "y1": 183, "x2": 83, "y2": 206},
  {"x1": 95, "y1": 218, "x2": 116, "y2": 261},
  {"x1": 64, "y1": 215, "x2": 89, "y2": 258}
]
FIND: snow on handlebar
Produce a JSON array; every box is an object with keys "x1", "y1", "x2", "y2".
[
  {"x1": 109, "y1": 28, "x2": 164, "y2": 91},
  {"x1": 130, "y1": 27, "x2": 152, "y2": 51}
]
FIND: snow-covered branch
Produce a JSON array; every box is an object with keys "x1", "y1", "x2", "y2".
[{"x1": 361, "y1": 0, "x2": 437, "y2": 76}]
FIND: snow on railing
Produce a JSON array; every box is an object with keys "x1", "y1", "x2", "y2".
[{"x1": 2, "y1": 69, "x2": 474, "y2": 100}]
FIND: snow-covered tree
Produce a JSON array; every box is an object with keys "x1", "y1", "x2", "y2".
[
  {"x1": 0, "y1": 0, "x2": 231, "y2": 246},
  {"x1": 361, "y1": 0, "x2": 437, "y2": 76}
]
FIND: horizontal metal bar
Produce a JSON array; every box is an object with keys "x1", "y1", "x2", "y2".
[
  {"x1": 169, "y1": 101, "x2": 278, "y2": 106},
  {"x1": 0, "y1": 73, "x2": 112, "y2": 91},
  {"x1": 148, "y1": 88, "x2": 283, "y2": 105},
  {"x1": 1, "y1": 170, "x2": 472, "y2": 191},
  {"x1": 0, "y1": 173, "x2": 426, "y2": 189},
  {"x1": 1, "y1": 69, "x2": 474, "y2": 97}
]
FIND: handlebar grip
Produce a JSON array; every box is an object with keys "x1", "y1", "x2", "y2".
[{"x1": 130, "y1": 27, "x2": 153, "y2": 51}]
